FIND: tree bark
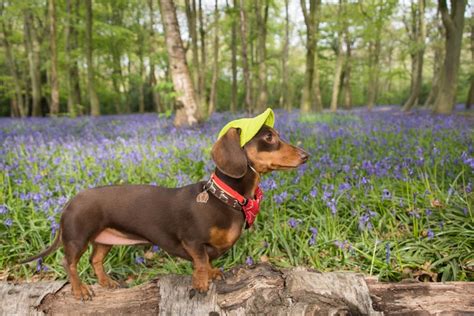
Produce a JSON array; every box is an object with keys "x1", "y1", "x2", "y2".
[
  {"x1": 367, "y1": 35, "x2": 381, "y2": 110},
  {"x1": 466, "y1": 15, "x2": 473, "y2": 110},
  {"x1": 159, "y1": 0, "x2": 199, "y2": 127},
  {"x1": 280, "y1": 0, "x2": 290, "y2": 111},
  {"x1": 147, "y1": 0, "x2": 163, "y2": 113},
  {"x1": 65, "y1": 0, "x2": 82, "y2": 116},
  {"x1": 208, "y1": 0, "x2": 220, "y2": 116},
  {"x1": 255, "y1": 0, "x2": 269, "y2": 112},
  {"x1": 402, "y1": 0, "x2": 426, "y2": 112},
  {"x1": 85, "y1": 0, "x2": 100, "y2": 116},
  {"x1": 239, "y1": 0, "x2": 252, "y2": 113},
  {"x1": 1, "y1": 19, "x2": 27, "y2": 117},
  {"x1": 49, "y1": 0, "x2": 60, "y2": 116},
  {"x1": 433, "y1": 0, "x2": 467, "y2": 114},
  {"x1": 423, "y1": 20, "x2": 444, "y2": 108},
  {"x1": 230, "y1": 0, "x2": 238, "y2": 113},
  {"x1": 23, "y1": 9, "x2": 42, "y2": 117},
  {"x1": 341, "y1": 29, "x2": 353, "y2": 109},
  {"x1": 301, "y1": 0, "x2": 322, "y2": 113},
  {"x1": 184, "y1": 0, "x2": 200, "y2": 97},
  {"x1": 198, "y1": 0, "x2": 207, "y2": 114},
  {"x1": 329, "y1": 1, "x2": 345, "y2": 112},
  {"x1": 3, "y1": 265, "x2": 473, "y2": 315}
]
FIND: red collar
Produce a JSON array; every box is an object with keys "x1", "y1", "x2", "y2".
[{"x1": 206, "y1": 173, "x2": 263, "y2": 228}]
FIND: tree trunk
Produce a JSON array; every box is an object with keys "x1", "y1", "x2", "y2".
[
  {"x1": 342, "y1": 30, "x2": 353, "y2": 109},
  {"x1": 330, "y1": 2, "x2": 345, "y2": 113},
  {"x1": 159, "y1": 0, "x2": 199, "y2": 127},
  {"x1": 402, "y1": 0, "x2": 426, "y2": 112},
  {"x1": 147, "y1": 0, "x2": 163, "y2": 113},
  {"x1": 49, "y1": 0, "x2": 60, "y2": 116},
  {"x1": 301, "y1": 0, "x2": 322, "y2": 113},
  {"x1": 367, "y1": 35, "x2": 381, "y2": 110},
  {"x1": 208, "y1": 0, "x2": 220, "y2": 117},
  {"x1": 255, "y1": 0, "x2": 269, "y2": 112},
  {"x1": 185, "y1": 0, "x2": 200, "y2": 97},
  {"x1": 239, "y1": 0, "x2": 252, "y2": 113},
  {"x1": 1, "y1": 20, "x2": 27, "y2": 117},
  {"x1": 465, "y1": 15, "x2": 473, "y2": 110},
  {"x1": 3, "y1": 265, "x2": 474, "y2": 315},
  {"x1": 198, "y1": 0, "x2": 207, "y2": 114},
  {"x1": 23, "y1": 9, "x2": 42, "y2": 117},
  {"x1": 280, "y1": 0, "x2": 290, "y2": 111},
  {"x1": 433, "y1": 0, "x2": 467, "y2": 114},
  {"x1": 65, "y1": 0, "x2": 82, "y2": 116},
  {"x1": 85, "y1": 0, "x2": 100, "y2": 116},
  {"x1": 230, "y1": 0, "x2": 238, "y2": 113}
]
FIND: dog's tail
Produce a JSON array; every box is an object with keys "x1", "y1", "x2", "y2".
[{"x1": 18, "y1": 227, "x2": 62, "y2": 264}]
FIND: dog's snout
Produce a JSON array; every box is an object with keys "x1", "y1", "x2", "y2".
[{"x1": 299, "y1": 150, "x2": 309, "y2": 163}]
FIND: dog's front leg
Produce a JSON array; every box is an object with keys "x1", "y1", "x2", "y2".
[{"x1": 182, "y1": 241, "x2": 210, "y2": 292}]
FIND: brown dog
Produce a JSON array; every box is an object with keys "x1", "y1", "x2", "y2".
[{"x1": 21, "y1": 125, "x2": 308, "y2": 300}]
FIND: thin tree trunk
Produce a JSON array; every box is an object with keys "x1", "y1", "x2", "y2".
[
  {"x1": 66, "y1": 0, "x2": 82, "y2": 116},
  {"x1": 147, "y1": 0, "x2": 163, "y2": 113},
  {"x1": 49, "y1": 0, "x2": 60, "y2": 116},
  {"x1": 1, "y1": 19, "x2": 27, "y2": 117},
  {"x1": 239, "y1": 0, "x2": 252, "y2": 113},
  {"x1": 402, "y1": 0, "x2": 426, "y2": 112},
  {"x1": 465, "y1": 15, "x2": 473, "y2": 110},
  {"x1": 301, "y1": 0, "x2": 322, "y2": 113},
  {"x1": 159, "y1": 0, "x2": 199, "y2": 127},
  {"x1": 198, "y1": 0, "x2": 207, "y2": 114},
  {"x1": 342, "y1": 29, "x2": 353, "y2": 109},
  {"x1": 185, "y1": 0, "x2": 200, "y2": 95},
  {"x1": 280, "y1": 0, "x2": 290, "y2": 111},
  {"x1": 367, "y1": 35, "x2": 381, "y2": 110},
  {"x1": 208, "y1": 0, "x2": 219, "y2": 116},
  {"x1": 24, "y1": 9, "x2": 42, "y2": 117},
  {"x1": 330, "y1": 1, "x2": 345, "y2": 112},
  {"x1": 230, "y1": 0, "x2": 238, "y2": 113},
  {"x1": 85, "y1": 0, "x2": 100, "y2": 116},
  {"x1": 255, "y1": 0, "x2": 269, "y2": 112},
  {"x1": 433, "y1": 0, "x2": 467, "y2": 114}
]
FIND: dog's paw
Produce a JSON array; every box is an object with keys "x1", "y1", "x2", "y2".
[
  {"x1": 99, "y1": 277, "x2": 121, "y2": 289},
  {"x1": 208, "y1": 268, "x2": 223, "y2": 281},
  {"x1": 192, "y1": 275, "x2": 209, "y2": 293},
  {"x1": 72, "y1": 283, "x2": 94, "y2": 301}
]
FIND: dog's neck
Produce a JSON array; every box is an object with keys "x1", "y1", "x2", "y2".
[{"x1": 214, "y1": 167, "x2": 260, "y2": 199}]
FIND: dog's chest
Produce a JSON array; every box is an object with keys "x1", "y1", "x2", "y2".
[{"x1": 208, "y1": 221, "x2": 242, "y2": 251}]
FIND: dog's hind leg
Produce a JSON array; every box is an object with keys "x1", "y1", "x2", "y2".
[
  {"x1": 63, "y1": 240, "x2": 94, "y2": 300},
  {"x1": 90, "y1": 242, "x2": 120, "y2": 289}
]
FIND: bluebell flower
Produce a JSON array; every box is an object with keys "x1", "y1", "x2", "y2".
[
  {"x1": 152, "y1": 245, "x2": 160, "y2": 252},
  {"x1": 427, "y1": 229, "x2": 434, "y2": 240},
  {"x1": 425, "y1": 209, "x2": 432, "y2": 216},
  {"x1": 4, "y1": 219, "x2": 13, "y2": 227},
  {"x1": 287, "y1": 218, "x2": 302, "y2": 229},
  {"x1": 385, "y1": 243, "x2": 391, "y2": 264},
  {"x1": 135, "y1": 256, "x2": 145, "y2": 264},
  {"x1": 0, "y1": 205, "x2": 8, "y2": 215},
  {"x1": 245, "y1": 256, "x2": 254, "y2": 266}
]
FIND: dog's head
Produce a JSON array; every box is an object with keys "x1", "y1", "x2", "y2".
[{"x1": 211, "y1": 125, "x2": 309, "y2": 178}]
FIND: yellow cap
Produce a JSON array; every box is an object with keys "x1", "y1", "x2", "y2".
[{"x1": 217, "y1": 108, "x2": 275, "y2": 147}]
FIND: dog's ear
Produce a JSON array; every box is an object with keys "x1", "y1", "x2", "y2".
[{"x1": 211, "y1": 128, "x2": 248, "y2": 178}]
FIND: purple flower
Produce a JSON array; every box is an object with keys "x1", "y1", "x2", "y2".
[
  {"x1": 308, "y1": 227, "x2": 318, "y2": 246},
  {"x1": 425, "y1": 209, "x2": 432, "y2": 216},
  {"x1": 245, "y1": 256, "x2": 254, "y2": 266},
  {"x1": 288, "y1": 218, "x2": 302, "y2": 229},
  {"x1": 385, "y1": 243, "x2": 391, "y2": 264},
  {"x1": 135, "y1": 256, "x2": 145, "y2": 264},
  {"x1": 382, "y1": 189, "x2": 391, "y2": 200},
  {"x1": 427, "y1": 229, "x2": 434, "y2": 240},
  {"x1": 338, "y1": 182, "x2": 351, "y2": 192},
  {"x1": 309, "y1": 188, "x2": 317, "y2": 198},
  {"x1": 0, "y1": 205, "x2": 8, "y2": 214},
  {"x1": 152, "y1": 245, "x2": 160, "y2": 252},
  {"x1": 4, "y1": 219, "x2": 13, "y2": 227}
]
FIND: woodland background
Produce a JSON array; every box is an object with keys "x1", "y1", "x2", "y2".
[{"x1": 0, "y1": 0, "x2": 472, "y2": 125}]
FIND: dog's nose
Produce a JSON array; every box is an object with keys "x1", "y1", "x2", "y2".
[{"x1": 299, "y1": 150, "x2": 309, "y2": 163}]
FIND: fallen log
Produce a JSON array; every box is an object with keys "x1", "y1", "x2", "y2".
[{"x1": 0, "y1": 264, "x2": 472, "y2": 315}]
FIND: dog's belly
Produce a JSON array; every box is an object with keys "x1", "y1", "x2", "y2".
[{"x1": 94, "y1": 228, "x2": 151, "y2": 245}]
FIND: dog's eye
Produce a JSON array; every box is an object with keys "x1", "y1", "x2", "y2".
[{"x1": 265, "y1": 133, "x2": 273, "y2": 142}]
